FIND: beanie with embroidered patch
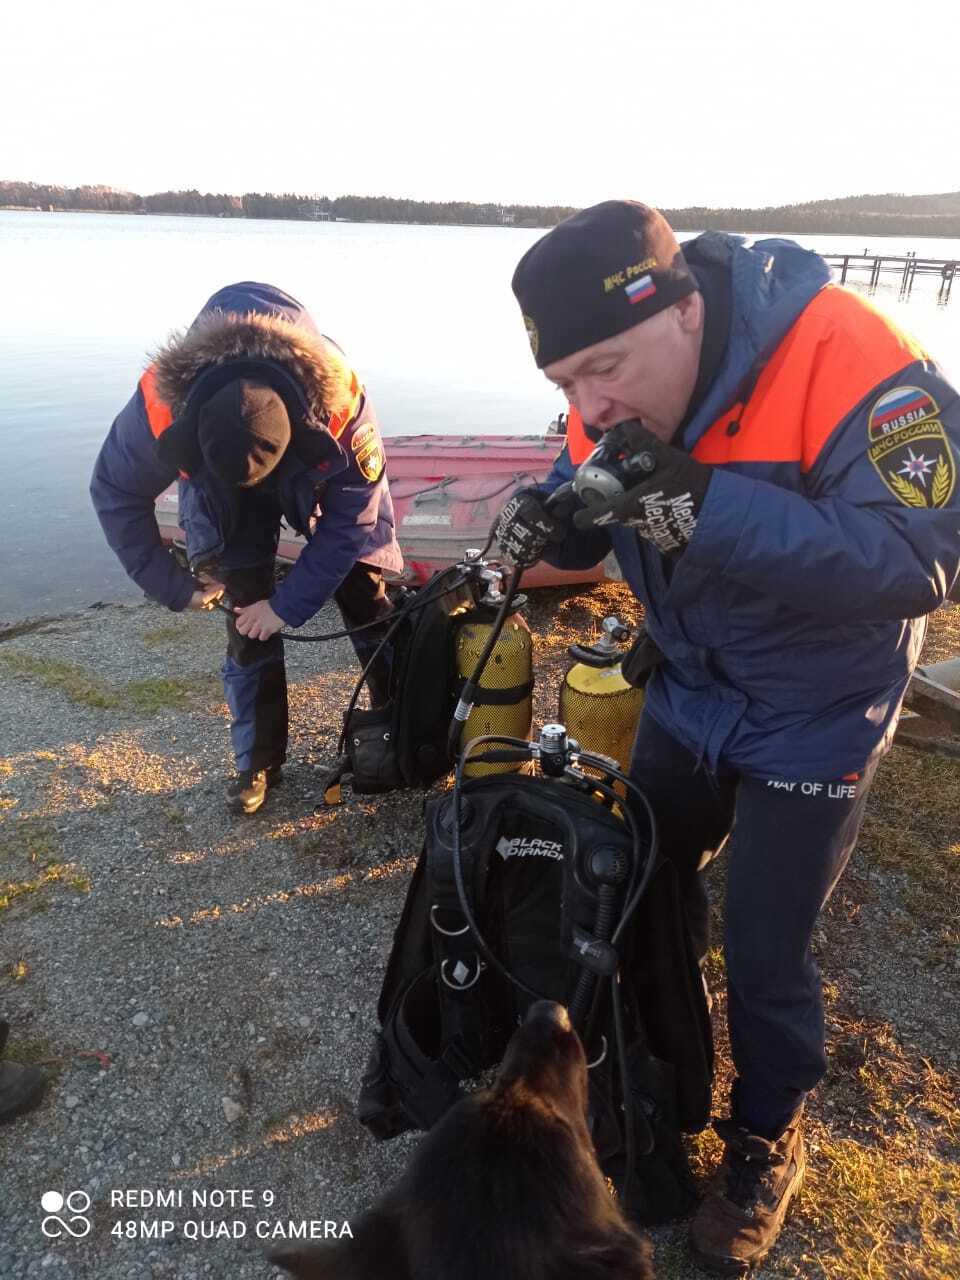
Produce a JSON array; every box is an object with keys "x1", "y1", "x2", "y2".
[{"x1": 512, "y1": 200, "x2": 698, "y2": 369}]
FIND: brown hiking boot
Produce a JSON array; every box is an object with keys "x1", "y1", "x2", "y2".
[
  {"x1": 227, "y1": 765, "x2": 283, "y2": 815},
  {"x1": 689, "y1": 1119, "x2": 805, "y2": 1275}
]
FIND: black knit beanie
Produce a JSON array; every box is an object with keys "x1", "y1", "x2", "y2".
[
  {"x1": 197, "y1": 378, "x2": 291, "y2": 487},
  {"x1": 512, "y1": 200, "x2": 698, "y2": 368}
]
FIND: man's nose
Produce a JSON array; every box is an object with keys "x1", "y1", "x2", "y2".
[{"x1": 575, "y1": 383, "x2": 614, "y2": 429}]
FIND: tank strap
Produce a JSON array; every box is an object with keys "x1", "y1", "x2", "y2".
[
  {"x1": 358, "y1": 971, "x2": 468, "y2": 1138},
  {"x1": 468, "y1": 678, "x2": 535, "y2": 707},
  {"x1": 426, "y1": 800, "x2": 491, "y2": 1064}
]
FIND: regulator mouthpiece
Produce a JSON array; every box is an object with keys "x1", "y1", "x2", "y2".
[{"x1": 572, "y1": 430, "x2": 658, "y2": 506}]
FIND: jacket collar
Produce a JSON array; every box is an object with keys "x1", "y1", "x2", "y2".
[{"x1": 679, "y1": 233, "x2": 832, "y2": 451}]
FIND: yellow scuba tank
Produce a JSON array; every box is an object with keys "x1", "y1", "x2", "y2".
[
  {"x1": 455, "y1": 569, "x2": 534, "y2": 777},
  {"x1": 559, "y1": 617, "x2": 643, "y2": 776}
]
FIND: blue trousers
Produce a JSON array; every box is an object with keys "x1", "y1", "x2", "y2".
[{"x1": 629, "y1": 712, "x2": 878, "y2": 1139}]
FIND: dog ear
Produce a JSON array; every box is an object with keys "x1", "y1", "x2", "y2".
[
  {"x1": 268, "y1": 1207, "x2": 410, "y2": 1279},
  {"x1": 554, "y1": 1234, "x2": 655, "y2": 1280}
]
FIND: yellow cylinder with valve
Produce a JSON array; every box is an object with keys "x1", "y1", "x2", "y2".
[
  {"x1": 558, "y1": 617, "x2": 644, "y2": 778},
  {"x1": 456, "y1": 606, "x2": 534, "y2": 777}
]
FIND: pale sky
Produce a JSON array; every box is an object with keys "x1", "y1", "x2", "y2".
[{"x1": 3, "y1": 0, "x2": 958, "y2": 209}]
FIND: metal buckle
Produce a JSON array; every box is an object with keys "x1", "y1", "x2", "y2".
[
  {"x1": 440, "y1": 956, "x2": 484, "y2": 991},
  {"x1": 586, "y1": 1035, "x2": 608, "y2": 1070},
  {"x1": 430, "y1": 904, "x2": 470, "y2": 937}
]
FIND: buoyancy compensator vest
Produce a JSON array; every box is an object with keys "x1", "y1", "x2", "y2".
[
  {"x1": 357, "y1": 726, "x2": 714, "y2": 1225},
  {"x1": 321, "y1": 557, "x2": 534, "y2": 801}
]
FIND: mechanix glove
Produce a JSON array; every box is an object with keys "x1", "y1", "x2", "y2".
[
  {"x1": 495, "y1": 490, "x2": 565, "y2": 568},
  {"x1": 573, "y1": 420, "x2": 713, "y2": 555}
]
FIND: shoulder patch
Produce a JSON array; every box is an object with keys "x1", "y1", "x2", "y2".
[
  {"x1": 867, "y1": 386, "x2": 956, "y2": 508},
  {"x1": 354, "y1": 436, "x2": 385, "y2": 483},
  {"x1": 351, "y1": 422, "x2": 376, "y2": 454}
]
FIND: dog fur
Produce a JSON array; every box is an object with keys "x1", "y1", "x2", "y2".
[{"x1": 270, "y1": 1001, "x2": 654, "y2": 1280}]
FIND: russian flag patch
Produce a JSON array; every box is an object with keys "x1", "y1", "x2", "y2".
[{"x1": 624, "y1": 274, "x2": 656, "y2": 305}]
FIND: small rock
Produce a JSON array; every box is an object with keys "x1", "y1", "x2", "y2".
[
  {"x1": 221, "y1": 1097, "x2": 242, "y2": 1123},
  {"x1": 132, "y1": 1012, "x2": 149, "y2": 1027},
  {"x1": 65, "y1": 1095, "x2": 80, "y2": 1109}
]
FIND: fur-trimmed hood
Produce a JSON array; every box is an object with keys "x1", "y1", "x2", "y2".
[
  {"x1": 148, "y1": 282, "x2": 356, "y2": 475},
  {"x1": 151, "y1": 282, "x2": 355, "y2": 425}
]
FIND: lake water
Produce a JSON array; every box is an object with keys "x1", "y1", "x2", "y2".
[{"x1": 1, "y1": 211, "x2": 959, "y2": 621}]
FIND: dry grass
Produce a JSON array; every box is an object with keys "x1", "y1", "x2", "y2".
[
  {"x1": 0, "y1": 652, "x2": 220, "y2": 713},
  {"x1": 0, "y1": 653, "x2": 117, "y2": 708},
  {"x1": 858, "y1": 747, "x2": 960, "y2": 970},
  {"x1": 797, "y1": 1019, "x2": 959, "y2": 1279},
  {"x1": 141, "y1": 622, "x2": 184, "y2": 648},
  {"x1": 0, "y1": 814, "x2": 90, "y2": 913}
]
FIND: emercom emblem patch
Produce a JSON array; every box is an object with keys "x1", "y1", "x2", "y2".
[
  {"x1": 867, "y1": 386, "x2": 956, "y2": 508},
  {"x1": 355, "y1": 437, "x2": 384, "y2": 483},
  {"x1": 523, "y1": 315, "x2": 539, "y2": 358}
]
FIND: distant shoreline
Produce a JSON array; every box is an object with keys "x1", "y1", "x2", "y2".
[
  {"x1": 0, "y1": 205, "x2": 553, "y2": 230},
  {"x1": 4, "y1": 205, "x2": 960, "y2": 242}
]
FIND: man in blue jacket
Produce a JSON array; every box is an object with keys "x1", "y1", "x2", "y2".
[
  {"x1": 91, "y1": 282, "x2": 402, "y2": 815},
  {"x1": 496, "y1": 202, "x2": 960, "y2": 1272}
]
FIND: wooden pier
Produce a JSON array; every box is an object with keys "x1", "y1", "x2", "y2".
[{"x1": 821, "y1": 252, "x2": 957, "y2": 304}]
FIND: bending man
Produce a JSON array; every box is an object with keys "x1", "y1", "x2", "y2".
[{"x1": 92, "y1": 282, "x2": 401, "y2": 814}]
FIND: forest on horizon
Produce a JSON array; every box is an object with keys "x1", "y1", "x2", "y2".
[{"x1": 4, "y1": 181, "x2": 960, "y2": 238}]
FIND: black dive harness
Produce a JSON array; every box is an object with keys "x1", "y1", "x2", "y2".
[{"x1": 358, "y1": 723, "x2": 713, "y2": 1225}]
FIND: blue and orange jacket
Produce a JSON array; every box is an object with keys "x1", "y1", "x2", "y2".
[
  {"x1": 541, "y1": 233, "x2": 960, "y2": 779},
  {"x1": 90, "y1": 282, "x2": 402, "y2": 628}
]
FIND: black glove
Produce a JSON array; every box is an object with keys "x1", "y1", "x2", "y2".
[
  {"x1": 495, "y1": 490, "x2": 565, "y2": 568},
  {"x1": 620, "y1": 627, "x2": 665, "y2": 689},
  {"x1": 573, "y1": 421, "x2": 713, "y2": 555}
]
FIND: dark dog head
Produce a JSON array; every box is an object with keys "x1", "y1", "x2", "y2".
[{"x1": 270, "y1": 1001, "x2": 654, "y2": 1280}]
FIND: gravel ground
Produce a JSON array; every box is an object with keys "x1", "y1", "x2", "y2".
[{"x1": 1, "y1": 589, "x2": 958, "y2": 1279}]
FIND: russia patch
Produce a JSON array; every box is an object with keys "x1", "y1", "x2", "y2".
[
  {"x1": 624, "y1": 274, "x2": 656, "y2": 305},
  {"x1": 868, "y1": 386, "x2": 938, "y2": 438},
  {"x1": 867, "y1": 386, "x2": 956, "y2": 508}
]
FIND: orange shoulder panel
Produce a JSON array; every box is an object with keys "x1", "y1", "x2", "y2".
[
  {"x1": 326, "y1": 369, "x2": 363, "y2": 440},
  {"x1": 565, "y1": 406, "x2": 595, "y2": 464},
  {"x1": 692, "y1": 286, "x2": 929, "y2": 470},
  {"x1": 139, "y1": 365, "x2": 173, "y2": 438}
]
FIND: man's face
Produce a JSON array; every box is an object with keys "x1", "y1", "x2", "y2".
[{"x1": 542, "y1": 293, "x2": 704, "y2": 443}]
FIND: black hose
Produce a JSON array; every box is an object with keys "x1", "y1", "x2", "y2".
[
  {"x1": 451, "y1": 735, "x2": 547, "y2": 1003},
  {"x1": 204, "y1": 531, "x2": 498, "y2": 645},
  {"x1": 567, "y1": 882, "x2": 618, "y2": 1029},
  {"x1": 336, "y1": 565, "x2": 470, "y2": 756}
]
